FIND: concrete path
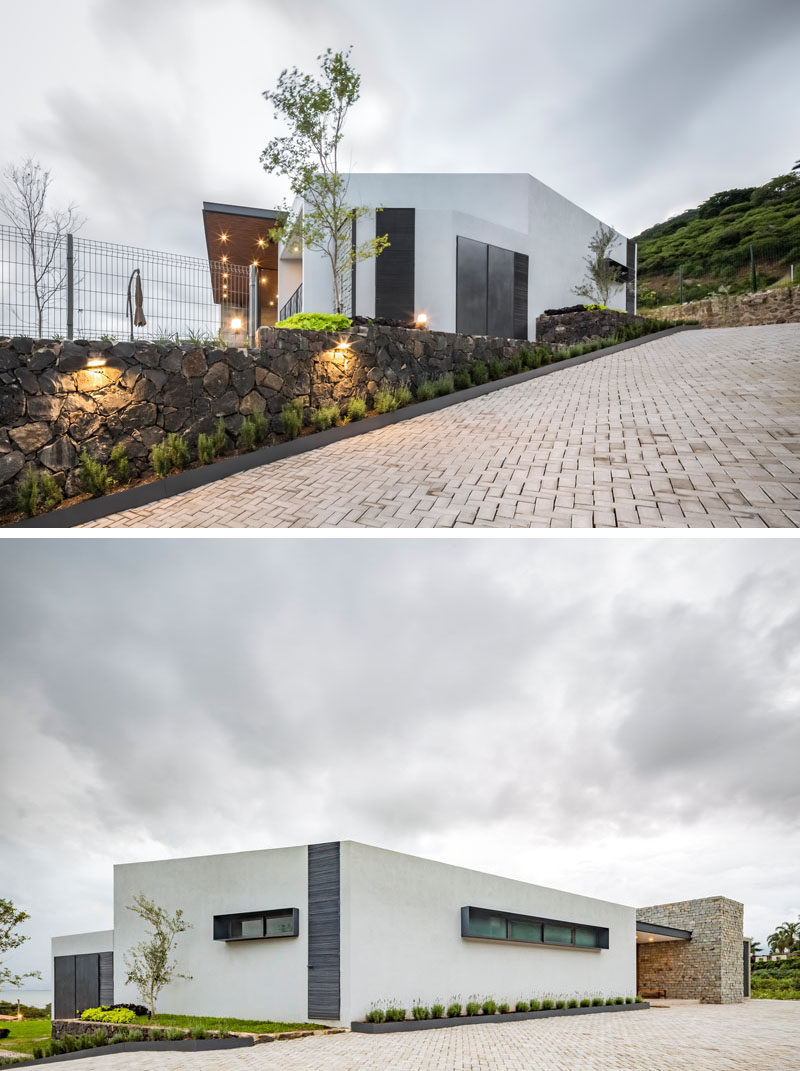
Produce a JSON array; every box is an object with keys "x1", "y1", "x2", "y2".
[
  {"x1": 82, "y1": 325, "x2": 800, "y2": 529},
  {"x1": 45, "y1": 1001, "x2": 800, "y2": 1071}
]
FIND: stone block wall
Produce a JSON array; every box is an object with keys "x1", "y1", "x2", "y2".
[
  {"x1": 640, "y1": 285, "x2": 800, "y2": 327},
  {"x1": 637, "y1": 897, "x2": 744, "y2": 1003},
  {"x1": 535, "y1": 308, "x2": 644, "y2": 346},
  {"x1": 52, "y1": 1020, "x2": 179, "y2": 1040},
  {"x1": 0, "y1": 325, "x2": 529, "y2": 512}
]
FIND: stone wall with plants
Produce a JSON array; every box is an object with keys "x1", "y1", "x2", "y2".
[
  {"x1": 641, "y1": 285, "x2": 800, "y2": 327},
  {"x1": 535, "y1": 308, "x2": 645, "y2": 346}
]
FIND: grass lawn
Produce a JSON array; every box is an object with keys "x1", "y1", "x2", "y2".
[
  {"x1": 0, "y1": 1019, "x2": 51, "y2": 1055},
  {"x1": 133, "y1": 1014, "x2": 327, "y2": 1033}
]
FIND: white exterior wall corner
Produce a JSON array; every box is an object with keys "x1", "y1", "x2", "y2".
[
  {"x1": 112, "y1": 845, "x2": 309, "y2": 1021},
  {"x1": 52, "y1": 930, "x2": 114, "y2": 959},
  {"x1": 340, "y1": 841, "x2": 635, "y2": 1024}
]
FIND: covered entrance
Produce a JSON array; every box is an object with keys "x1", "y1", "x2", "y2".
[{"x1": 636, "y1": 921, "x2": 692, "y2": 998}]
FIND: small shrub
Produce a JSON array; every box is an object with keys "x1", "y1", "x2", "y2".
[
  {"x1": 108, "y1": 1031, "x2": 129, "y2": 1045},
  {"x1": 536, "y1": 346, "x2": 551, "y2": 366},
  {"x1": 634, "y1": 996, "x2": 643, "y2": 1003},
  {"x1": 311, "y1": 404, "x2": 339, "y2": 431},
  {"x1": 507, "y1": 353, "x2": 523, "y2": 375},
  {"x1": 453, "y1": 368, "x2": 472, "y2": 390},
  {"x1": 412, "y1": 1005, "x2": 429, "y2": 1020},
  {"x1": 17, "y1": 466, "x2": 40, "y2": 517},
  {"x1": 518, "y1": 346, "x2": 535, "y2": 369},
  {"x1": 32, "y1": 1046, "x2": 43, "y2": 1060},
  {"x1": 591, "y1": 998, "x2": 603, "y2": 1007},
  {"x1": 364, "y1": 1008, "x2": 385, "y2": 1023},
  {"x1": 79, "y1": 449, "x2": 112, "y2": 496},
  {"x1": 447, "y1": 1002, "x2": 462, "y2": 1018},
  {"x1": 430, "y1": 1003, "x2": 445, "y2": 1019},
  {"x1": 281, "y1": 399, "x2": 303, "y2": 439},
  {"x1": 529, "y1": 999, "x2": 541, "y2": 1011},
  {"x1": 238, "y1": 416, "x2": 257, "y2": 452},
  {"x1": 498, "y1": 1002, "x2": 511, "y2": 1014},
  {"x1": 250, "y1": 409, "x2": 268, "y2": 444},
  {"x1": 81, "y1": 1006, "x2": 135, "y2": 1024},
  {"x1": 434, "y1": 375, "x2": 454, "y2": 396},
  {"x1": 465, "y1": 1001, "x2": 481, "y2": 1017},
  {"x1": 212, "y1": 416, "x2": 227, "y2": 455},
  {"x1": 190, "y1": 1027, "x2": 207, "y2": 1040},
  {"x1": 109, "y1": 443, "x2": 130, "y2": 484},
  {"x1": 471, "y1": 360, "x2": 488, "y2": 384},
  {"x1": 91, "y1": 1029, "x2": 108, "y2": 1047},
  {"x1": 487, "y1": 357, "x2": 504, "y2": 380},
  {"x1": 614, "y1": 996, "x2": 625, "y2": 1005},
  {"x1": 481, "y1": 999, "x2": 497, "y2": 1015},
  {"x1": 374, "y1": 388, "x2": 398, "y2": 414},
  {"x1": 393, "y1": 383, "x2": 413, "y2": 407},
  {"x1": 347, "y1": 396, "x2": 367, "y2": 421},
  {"x1": 515, "y1": 1001, "x2": 530, "y2": 1012},
  {"x1": 384, "y1": 1007, "x2": 406, "y2": 1022},
  {"x1": 167, "y1": 433, "x2": 189, "y2": 471},
  {"x1": 605, "y1": 997, "x2": 615, "y2": 1006},
  {"x1": 127, "y1": 1030, "x2": 144, "y2": 1042},
  {"x1": 40, "y1": 471, "x2": 63, "y2": 511},
  {"x1": 567, "y1": 998, "x2": 578, "y2": 1009},
  {"x1": 580, "y1": 998, "x2": 591, "y2": 1007},
  {"x1": 150, "y1": 440, "x2": 170, "y2": 478},
  {"x1": 555, "y1": 999, "x2": 566, "y2": 1010},
  {"x1": 541, "y1": 999, "x2": 553, "y2": 1010},
  {"x1": 49, "y1": 1040, "x2": 65, "y2": 1056},
  {"x1": 62, "y1": 1034, "x2": 79, "y2": 1052},
  {"x1": 275, "y1": 313, "x2": 352, "y2": 331},
  {"x1": 197, "y1": 432, "x2": 216, "y2": 465},
  {"x1": 415, "y1": 380, "x2": 436, "y2": 401},
  {"x1": 625, "y1": 996, "x2": 633, "y2": 1004}
]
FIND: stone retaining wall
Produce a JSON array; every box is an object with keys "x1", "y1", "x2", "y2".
[
  {"x1": 52, "y1": 1020, "x2": 176, "y2": 1040},
  {"x1": 640, "y1": 286, "x2": 800, "y2": 327},
  {"x1": 637, "y1": 897, "x2": 744, "y2": 1003},
  {"x1": 535, "y1": 308, "x2": 643, "y2": 346},
  {"x1": 0, "y1": 325, "x2": 529, "y2": 512}
]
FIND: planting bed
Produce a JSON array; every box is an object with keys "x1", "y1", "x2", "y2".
[{"x1": 352, "y1": 1000, "x2": 650, "y2": 1033}]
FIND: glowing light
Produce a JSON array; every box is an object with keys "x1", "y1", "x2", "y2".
[
  {"x1": 220, "y1": 233, "x2": 228, "y2": 242},
  {"x1": 293, "y1": 246, "x2": 299, "y2": 253},
  {"x1": 415, "y1": 313, "x2": 428, "y2": 326},
  {"x1": 231, "y1": 317, "x2": 242, "y2": 331},
  {"x1": 252, "y1": 260, "x2": 259, "y2": 267},
  {"x1": 257, "y1": 238, "x2": 265, "y2": 248},
  {"x1": 221, "y1": 255, "x2": 228, "y2": 263},
  {"x1": 86, "y1": 356, "x2": 106, "y2": 368},
  {"x1": 222, "y1": 273, "x2": 229, "y2": 279}
]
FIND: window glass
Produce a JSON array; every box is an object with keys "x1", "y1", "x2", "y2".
[
  {"x1": 543, "y1": 923, "x2": 573, "y2": 944},
  {"x1": 510, "y1": 920, "x2": 542, "y2": 943},
  {"x1": 470, "y1": 914, "x2": 507, "y2": 939},
  {"x1": 266, "y1": 914, "x2": 295, "y2": 936},
  {"x1": 575, "y1": 926, "x2": 598, "y2": 948},
  {"x1": 241, "y1": 918, "x2": 264, "y2": 938}
]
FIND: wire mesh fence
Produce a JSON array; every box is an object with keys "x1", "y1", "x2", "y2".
[
  {"x1": 637, "y1": 240, "x2": 799, "y2": 308},
  {"x1": 0, "y1": 224, "x2": 252, "y2": 342}
]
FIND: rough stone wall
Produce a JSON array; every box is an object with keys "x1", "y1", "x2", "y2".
[
  {"x1": 0, "y1": 325, "x2": 529, "y2": 512},
  {"x1": 52, "y1": 1020, "x2": 178, "y2": 1040},
  {"x1": 640, "y1": 286, "x2": 800, "y2": 327},
  {"x1": 637, "y1": 897, "x2": 744, "y2": 1003},
  {"x1": 535, "y1": 309, "x2": 643, "y2": 346}
]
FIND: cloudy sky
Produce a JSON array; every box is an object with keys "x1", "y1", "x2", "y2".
[
  {"x1": 1, "y1": 537, "x2": 798, "y2": 984},
  {"x1": 1, "y1": 0, "x2": 798, "y2": 259}
]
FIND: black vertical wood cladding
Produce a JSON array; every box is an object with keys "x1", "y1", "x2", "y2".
[
  {"x1": 513, "y1": 253, "x2": 529, "y2": 340},
  {"x1": 375, "y1": 209, "x2": 415, "y2": 321},
  {"x1": 99, "y1": 951, "x2": 114, "y2": 1006},
  {"x1": 54, "y1": 956, "x2": 76, "y2": 1020},
  {"x1": 307, "y1": 842, "x2": 340, "y2": 1020},
  {"x1": 351, "y1": 217, "x2": 357, "y2": 319},
  {"x1": 75, "y1": 954, "x2": 99, "y2": 1015},
  {"x1": 456, "y1": 237, "x2": 488, "y2": 335},
  {"x1": 626, "y1": 239, "x2": 636, "y2": 314},
  {"x1": 487, "y1": 245, "x2": 514, "y2": 337},
  {"x1": 457, "y1": 238, "x2": 528, "y2": 339},
  {"x1": 53, "y1": 952, "x2": 112, "y2": 1017}
]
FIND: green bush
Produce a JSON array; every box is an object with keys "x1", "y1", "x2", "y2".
[
  {"x1": 625, "y1": 996, "x2": 633, "y2": 1004},
  {"x1": 537, "y1": 346, "x2": 552, "y2": 366},
  {"x1": 567, "y1": 999, "x2": 578, "y2": 1009},
  {"x1": 515, "y1": 1001, "x2": 530, "y2": 1012},
  {"x1": 555, "y1": 999, "x2": 566, "y2": 1010},
  {"x1": 311, "y1": 404, "x2": 340, "y2": 431},
  {"x1": 453, "y1": 368, "x2": 472, "y2": 390},
  {"x1": 281, "y1": 399, "x2": 304, "y2": 439},
  {"x1": 109, "y1": 443, "x2": 130, "y2": 484},
  {"x1": 605, "y1": 998, "x2": 615, "y2": 1006},
  {"x1": 591, "y1": 997, "x2": 604, "y2": 1007},
  {"x1": 364, "y1": 1008, "x2": 385, "y2": 1023},
  {"x1": 394, "y1": 383, "x2": 413, "y2": 407},
  {"x1": 481, "y1": 999, "x2": 497, "y2": 1015},
  {"x1": 471, "y1": 360, "x2": 488, "y2": 385},
  {"x1": 529, "y1": 999, "x2": 541, "y2": 1011},
  {"x1": 79, "y1": 449, "x2": 112, "y2": 496},
  {"x1": 197, "y1": 432, "x2": 216, "y2": 465},
  {"x1": 346, "y1": 397, "x2": 367, "y2": 422},
  {"x1": 190, "y1": 1027, "x2": 207, "y2": 1040},
  {"x1": 250, "y1": 409, "x2": 268, "y2": 444},
  {"x1": 415, "y1": 380, "x2": 436, "y2": 401},
  {"x1": 32, "y1": 1046, "x2": 43, "y2": 1059},
  {"x1": 374, "y1": 388, "x2": 398, "y2": 414},
  {"x1": 165, "y1": 1028, "x2": 187, "y2": 1040},
  {"x1": 541, "y1": 999, "x2": 553, "y2": 1010},
  {"x1": 634, "y1": 995, "x2": 643, "y2": 1003},
  {"x1": 412, "y1": 1005, "x2": 429, "y2": 1020},
  {"x1": 82, "y1": 1006, "x2": 136, "y2": 1024},
  {"x1": 212, "y1": 416, "x2": 227, "y2": 455},
  {"x1": 238, "y1": 416, "x2": 257, "y2": 452},
  {"x1": 128, "y1": 1030, "x2": 144, "y2": 1042},
  {"x1": 507, "y1": 354, "x2": 523, "y2": 375},
  {"x1": 108, "y1": 1031, "x2": 130, "y2": 1045},
  {"x1": 465, "y1": 1001, "x2": 481, "y2": 1016},
  {"x1": 167, "y1": 433, "x2": 189, "y2": 471},
  {"x1": 498, "y1": 1002, "x2": 510, "y2": 1014},
  {"x1": 447, "y1": 1002, "x2": 462, "y2": 1018},
  {"x1": 434, "y1": 375, "x2": 454, "y2": 396},
  {"x1": 17, "y1": 466, "x2": 40, "y2": 517},
  {"x1": 430, "y1": 1003, "x2": 445, "y2": 1019},
  {"x1": 275, "y1": 313, "x2": 352, "y2": 331},
  {"x1": 487, "y1": 357, "x2": 504, "y2": 380},
  {"x1": 580, "y1": 999, "x2": 591, "y2": 1007},
  {"x1": 49, "y1": 1039, "x2": 65, "y2": 1057},
  {"x1": 150, "y1": 440, "x2": 171, "y2": 478},
  {"x1": 384, "y1": 1007, "x2": 406, "y2": 1022}
]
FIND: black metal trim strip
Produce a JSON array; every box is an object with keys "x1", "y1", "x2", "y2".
[
  {"x1": 636, "y1": 921, "x2": 692, "y2": 940},
  {"x1": 8, "y1": 326, "x2": 699, "y2": 529}
]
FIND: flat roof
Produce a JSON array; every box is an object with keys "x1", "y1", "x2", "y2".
[
  {"x1": 636, "y1": 921, "x2": 692, "y2": 941},
  {"x1": 202, "y1": 202, "x2": 280, "y2": 220}
]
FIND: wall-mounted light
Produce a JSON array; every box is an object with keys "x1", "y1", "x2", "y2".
[
  {"x1": 86, "y1": 355, "x2": 107, "y2": 368},
  {"x1": 293, "y1": 246, "x2": 300, "y2": 253},
  {"x1": 221, "y1": 255, "x2": 228, "y2": 263},
  {"x1": 415, "y1": 313, "x2": 428, "y2": 328},
  {"x1": 257, "y1": 238, "x2": 265, "y2": 248},
  {"x1": 220, "y1": 233, "x2": 228, "y2": 242},
  {"x1": 332, "y1": 341, "x2": 351, "y2": 370},
  {"x1": 231, "y1": 317, "x2": 242, "y2": 331}
]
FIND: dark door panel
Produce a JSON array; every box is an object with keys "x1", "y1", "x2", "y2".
[
  {"x1": 456, "y1": 237, "x2": 487, "y2": 335},
  {"x1": 54, "y1": 956, "x2": 76, "y2": 1020},
  {"x1": 487, "y1": 245, "x2": 514, "y2": 337},
  {"x1": 308, "y1": 842, "x2": 340, "y2": 1019},
  {"x1": 75, "y1": 954, "x2": 99, "y2": 1016},
  {"x1": 375, "y1": 209, "x2": 415, "y2": 322}
]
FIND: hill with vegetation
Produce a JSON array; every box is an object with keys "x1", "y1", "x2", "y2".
[{"x1": 633, "y1": 168, "x2": 800, "y2": 306}]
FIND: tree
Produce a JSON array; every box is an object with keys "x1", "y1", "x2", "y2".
[
  {"x1": 123, "y1": 894, "x2": 192, "y2": 1016},
  {"x1": 572, "y1": 222, "x2": 625, "y2": 307},
  {"x1": 260, "y1": 48, "x2": 389, "y2": 314},
  {"x1": 0, "y1": 898, "x2": 41, "y2": 990},
  {"x1": 749, "y1": 940, "x2": 763, "y2": 959},
  {"x1": 0, "y1": 157, "x2": 84, "y2": 336},
  {"x1": 767, "y1": 921, "x2": 799, "y2": 955}
]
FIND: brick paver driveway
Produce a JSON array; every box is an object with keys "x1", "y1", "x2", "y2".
[
  {"x1": 54, "y1": 1002, "x2": 800, "y2": 1071},
  {"x1": 83, "y1": 325, "x2": 800, "y2": 529}
]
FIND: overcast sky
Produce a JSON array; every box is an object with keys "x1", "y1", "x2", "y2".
[
  {"x1": 1, "y1": 0, "x2": 798, "y2": 259},
  {"x1": 1, "y1": 537, "x2": 798, "y2": 985}
]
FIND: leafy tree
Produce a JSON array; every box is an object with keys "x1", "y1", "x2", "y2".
[
  {"x1": 123, "y1": 894, "x2": 192, "y2": 1016},
  {"x1": 260, "y1": 48, "x2": 389, "y2": 313},
  {"x1": 697, "y1": 188, "x2": 756, "y2": 219},
  {"x1": 0, "y1": 898, "x2": 41, "y2": 989},
  {"x1": 767, "y1": 921, "x2": 799, "y2": 955},
  {"x1": 749, "y1": 940, "x2": 763, "y2": 958},
  {"x1": 0, "y1": 157, "x2": 84, "y2": 336},
  {"x1": 572, "y1": 223, "x2": 625, "y2": 306}
]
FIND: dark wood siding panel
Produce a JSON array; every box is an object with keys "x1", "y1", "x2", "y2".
[
  {"x1": 74, "y1": 954, "x2": 99, "y2": 1016},
  {"x1": 99, "y1": 951, "x2": 114, "y2": 1006},
  {"x1": 375, "y1": 209, "x2": 415, "y2": 321},
  {"x1": 308, "y1": 842, "x2": 340, "y2": 1020},
  {"x1": 487, "y1": 245, "x2": 514, "y2": 337},
  {"x1": 456, "y1": 237, "x2": 488, "y2": 335},
  {"x1": 513, "y1": 253, "x2": 529, "y2": 339},
  {"x1": 626, "y1": 239, "x2": 636, "y2": 314},
  {"x1": 54, "y1": 956, "x2": 76, "y2": 1020}
]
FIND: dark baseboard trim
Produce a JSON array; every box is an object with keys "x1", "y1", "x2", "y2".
[
  {"x1": 352, "y1": 1001, "x2": 650, "y2": 1033},
  {"x1": 4, "y1": 1037, "x2": 254, "y2": 1067},
  {"x1": 8, "y1": 326, "x2": 697, "y2": 529}
]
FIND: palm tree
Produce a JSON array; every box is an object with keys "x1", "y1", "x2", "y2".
[
  {"x1": 767, "y1": 923, "x2": 798, "y2": 955},
  {"x1": 749, "y1": 940, "x2": 763, "y2": 958}
]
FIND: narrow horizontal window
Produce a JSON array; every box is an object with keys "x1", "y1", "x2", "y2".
[
  {"x1": 213, "y1": 908, "x2": 299, "y2": 942},
  {"x1": 469, "y1": 914, "x2": 507, "y2": 939},
  {"x1": 462, "y1": 907, "x2": 607, "y2": 950},
  {"x1": 575, "y1": 926, "x2": 599, "y2": 948},
  {"x1": 230, "y1": 917, "x2": 263, "y2": 939},
  {"x1": 543, "y1": 923, "x2": 572, "y2": 944},
  {"x1": 510, "y1": 920, "x2": 542, "y2": 943},
  {"x1": 266, "y1": 914, "x2": 295, "y2": 937}
]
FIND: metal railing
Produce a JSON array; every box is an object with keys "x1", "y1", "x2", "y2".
[
  {"x1": 0, "y1": 224, "x2": 251, "y2": 342},
  {"x1": 278, "y1": 283, "x2": 302, "y2": 322}
]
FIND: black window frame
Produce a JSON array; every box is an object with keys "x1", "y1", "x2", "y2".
[
  {"x1": 461, "y1": 906, "x2": 608, "y2": 950},
  {"x1": 213, "y1": 908, "x2": 299, "y2": 942}
]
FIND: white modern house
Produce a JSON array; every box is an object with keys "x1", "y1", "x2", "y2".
[
  {"x1": 52, "y1": 841, "x2": 640, "y2": 1025},
  {"x1": 276, "y1": 174, "x2": 634, "y2": 337}
]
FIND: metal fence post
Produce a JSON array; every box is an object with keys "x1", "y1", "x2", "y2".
[
  {"x1": 633, "y1": 242, "x2": 638, "y2": 316},
  {"x1": 679, "y1": 264, "x2": 683, "y2": 304},
  {"x1": 750, "y1": 244, "x2": 756, "y2": 293},
  {"x1": 248, "y1": 264, "x2": 258, "y2": 348},
  {"x1": 66, "y1": 233, "x2": 74, "y2": 340}
]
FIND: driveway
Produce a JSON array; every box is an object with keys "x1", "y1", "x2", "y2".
[
  {"x1": 82, "y1": 325, "x2": 800, "y2": 528},
  {"x1": 47, "y1": 1001, "x2": 800, "y2": 1071}
]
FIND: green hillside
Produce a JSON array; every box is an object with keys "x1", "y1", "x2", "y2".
[{"x1": 633, "y1": 169, "x2": 800, "y2": 306}]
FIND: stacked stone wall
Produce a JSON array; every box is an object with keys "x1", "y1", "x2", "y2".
[
  {"x1": 640, "y1": 286, "x2": 800, "y2": 327},
  {"x1": 637, "y1": 896, "x2": 744, "y2": 1003},
  {"x1": 535, "y1": 308, "x2": 644, "y2": 346}
]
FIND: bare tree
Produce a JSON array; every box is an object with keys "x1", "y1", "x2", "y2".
[
  {"x1": 0, "y1": 157, "x2": 84, "y2": 335},
  {"x1": 572, "y1": 222, "x2": 625, "y2": 307}
]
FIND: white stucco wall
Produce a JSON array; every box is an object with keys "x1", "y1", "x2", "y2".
[
  {"x1": 340, "y1": 841, "x2": 636, "y2": 1024},
  {"x1": 289, "y1": 174, "x2": 627, "y2": 337},
  {"x1": 112, "y1": 846, "x2": 308, "y2": 1021},
  {"x1": 52, "y1": 931, "x2": 114, "y2": 959}
]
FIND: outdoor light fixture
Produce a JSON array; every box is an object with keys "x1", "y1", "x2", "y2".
[
  {"x1": 86, "y1": 355, "x2": 107, "y2": 368},
  {"x1": 231, "y1": 318, "x2": 242, "y2": 331},
  {"x1": 293, "y1": 246, "x2": 300, "y2": 253},
  {"x1": 415, "y1": 313, "x2": 428, "y2": 328},
  {"x1": 257, "y1": 238, "x2": 265, "y2": 248},
  {"x1": 221, "y1": 255, "x2": 228, "y2": 263},
  {"x1": 220, "y1": 233, "x2": 228, "y2": 242}
]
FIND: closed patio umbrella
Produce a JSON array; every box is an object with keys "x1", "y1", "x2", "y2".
[{"x1": 126, "y1": 268, "x2": 147, "y2": 339}]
